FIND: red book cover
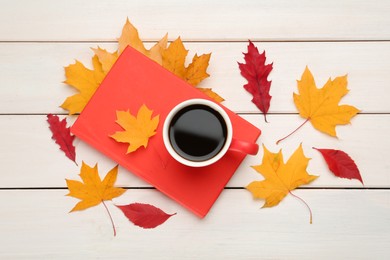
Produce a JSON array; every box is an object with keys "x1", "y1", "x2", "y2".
[{"x1": 71, "y1": 46, "x2": 261, "y2": 217}]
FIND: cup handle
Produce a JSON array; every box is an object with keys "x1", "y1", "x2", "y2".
[{"x1": 229, "y1": 138, "x2": 259, "y2": 155}]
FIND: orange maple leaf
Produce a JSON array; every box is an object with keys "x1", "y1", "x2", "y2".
[
  {"x1": 246, "y1": 144, "x2": 317, "y2": 223},
  {"x1": 110, "y1": 104, "x2": 159, "y2": 153}
]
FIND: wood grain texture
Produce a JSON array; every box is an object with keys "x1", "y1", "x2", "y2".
[
  {"x1": 0, "y1": 114, "x2": 387, "y2": 188},
  {"x1": 0, "y1": 42, "x2": 389, "y2": 114},
  {"x1": 0, "y1": 0, "x2": 389, "y2": 41},
  {"x1": 0, "y1": 189, "x2": 389, "y2": 259}
]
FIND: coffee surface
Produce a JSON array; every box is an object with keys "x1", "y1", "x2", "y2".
[{"x1": 169, "y1": 104, "x2": 227, "y2": 162}]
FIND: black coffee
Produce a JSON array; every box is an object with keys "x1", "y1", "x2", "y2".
[{"x1": 169, "y1": 104, "x2": 227, "y2": 162}]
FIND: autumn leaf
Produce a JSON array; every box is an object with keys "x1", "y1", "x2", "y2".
[
  {"x1": 62, "y1": 19, "x2": 223, "y2": 114},
  {"x1": 118, "y1": 18, "x2": 168, "y2": 65},
  {"x1": 47, "y1": 114, "x2": 77, "y2": 165},
  {"x1": 238, "y1": 40, "x2": 273, "y2": 122},
  {"x1": 277, "y1": 67, "x2": 360, "y2": 144},
  {"x1": 66, "y1": 162, "x2": 125, "y2": 211},
  {"x1": 61, "y1": 19, "x2": 168, "y2": 115},
  {"x1": 116, "y1": 203, "x2": 176, "y2": 229},
  {"x1": 313, "y1": 147, "x2": 363, "y2": 184},
  {"x1": 161, "y1": 37, "x2": 223, "y2": 102},
  {"x1": 198, "y1": 88, "x2": 225, "y2": 103},
  {"x1": 246, "y1": 144, "x2": 317, "y2": 223},
  {"x1": 66, "y1": 162, "x2": 125, "y2": 235},
  {"x1": 61, "y1": 55, "x2": 105, "y2": 115},
  {"x1": 96, "y1": 19, "x2": 169, "y2": 71},
  {"x1": 92, "y1": 47, "x2": 118, "y2": 74},
  {"x1": 162, "y1": 37, "x2": 210, "y2": 85},
  {"x1": 110, "y1": 104, "x2": 159, "y2": 153}
]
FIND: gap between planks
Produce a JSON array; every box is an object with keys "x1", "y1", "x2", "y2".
[
  {"x1": 0, "y1": 112, "x2": 389, "y2": 116},
  {"x1": 0, "y1": 187, "x2": 389, "y2": 190},
  {"x1": 1, "y1": 40, "x2": 390, "y2": 44}
]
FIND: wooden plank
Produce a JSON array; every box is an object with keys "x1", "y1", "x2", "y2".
[
  {"x1": 0, "y1": 114, "x2": 387, "y2": 188},
  {"x1": 0, "y1": 42, "x2": 389, "y2": 114},
  {"x1": 0, "y1": 0, "x2": 390, "y2": 41},
  {"x1": 0, "y1": 189, "x2": 388, "y2": 258}
]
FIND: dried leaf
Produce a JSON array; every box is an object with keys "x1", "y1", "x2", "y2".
[
  {"x1": 294, "y1": 67, "x2": 360, "y2": 136},
  {"x1": 92, "y1": 47, "x2": 118, "y2": 74},
  {"x1": 61, "y1": 55, "x2": 105, "y2": 115},
  {"x1": 247, "y1": 144, "x2": 317, "y2": 223},
  {"x1": 277, "y1": 67, "x2": 360, "y2": 144},
  {"x1": 238, "y1": 40, "x2": 273, "y2": 122},
  {"x1": 161, "y1": 38, "x2": 222, "y2": 102},
  {"x1": 185, "y1": 53, "x2": 211, "y2": 86},
  {"x1": 162, "y1": 37, "x2": 210, "y2": 87},
  {"x1": 62, "y1": 19, "x2": 222, "y2": 114},
  {"x1": 198, "y1": 88, "x2": 225, "y2": 102},
  {"x1": 47, "y1": 114, "x2": 77, "y2": 165},
  {"x1": 66, "y1": 162, "x2": 126, "y2": 212},
  {"x1": 116, "y1": 203, "x2": 176, "y2": 229},
  {"x1": 118, "y1": 18, "x2": 168, "y2": 64},
  {"x1": 110, "y1": 104, "x2": 159, "y2": 153},
  {"x1": 313, "y1": 147, "x2": 363, "y2": 184}
]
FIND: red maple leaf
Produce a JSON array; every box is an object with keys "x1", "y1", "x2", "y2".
[
  {"x1": 313, "y1": 147, "x2": 363, "y2": 184},
  {"x1": 47, "y1": 114, "x2": 77, "y2": 165},
  {"x1": 238, "y1": 40, "x2": 273, "y2": 122}
]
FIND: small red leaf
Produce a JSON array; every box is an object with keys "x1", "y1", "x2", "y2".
[
  {"x1": 313, "y1": 147, "x2": 363, "y2": 184},
  {"x1": 116, "y1": 203, "x2": 176, "y2": 229},
  {"x1": 238, "y1": 40, "x2": 273, "y2": 122},
  {"x1": 47, "y1": 114, "x2": 77, "y2": 165}
]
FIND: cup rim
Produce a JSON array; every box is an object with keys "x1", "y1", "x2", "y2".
[{"x1": 163, "y1": 98, "x2": 233, "y2": 167}]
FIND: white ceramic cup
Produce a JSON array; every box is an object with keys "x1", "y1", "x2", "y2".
[{"x1": 163, "y1": 99, "x2": 258, "y2": 167}]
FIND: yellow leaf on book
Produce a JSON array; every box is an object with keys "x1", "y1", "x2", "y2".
[{"x1": 110, "y1": 104, "x2": 159, "y2": 153}]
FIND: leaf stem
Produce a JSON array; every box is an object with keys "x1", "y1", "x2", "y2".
[
  {"x1": 276, "y1": 118, "x2": 310, "y2": 145},
  {"x1": 102, "y1": 200, "x2": 116, "y2": 236},
  {"x1": 151, "y1": 142, "x2": 167, "y2": 169},
  {"x1": 264, "y1": 113, "x2": 268, "y2": 123},
  {"x1": 289, "y1": 191, "x2": 313, "y2": 224}
]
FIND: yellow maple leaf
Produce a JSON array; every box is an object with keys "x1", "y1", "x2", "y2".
[
  {"x1": 92, "y1": 47, "x2": 118, "y2": 74},
  {"x1": 198, "y1": 88, "x2": 225, "y2": 102},
  {"x1": 66, "y1": 162, "x2": 126, "y2": 212},
  {"x1": 277, "y1": 67, "x2": 360, "y2": 144},
  {"x1": 161, "y1": 37, "x2": 221, "y2": 102},
  {"x1": 246, "y1": 144, "x2": 317, "y2": 222},
  {"x1": 61, "y1": 55, "x2": 105, "y2": 115},
  {"x1": 61, "y1": 19, "x2": 222, "y2": 114},
  {"x1": 162, "y1": 37, "x2": 211, "y2": 86},
  {"x1": 185, "y1": 53, "x2": 211, "y2": 86},
  {"x1": 110, "y1": 104, "x2": 159, "y2": 153},
  {"x1": 118, "y1": 18, "x2": 168, "y2": 65}
]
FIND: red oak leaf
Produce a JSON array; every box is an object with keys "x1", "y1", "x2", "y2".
[
  {"x1": 47, "y1": 114, "x2": 77, "y2": 165},
  {"x1": 313, "y1": 147, "x2": 363, "y2": 184},
  {"x1": 238, "y1": 40, "x2": 273, "y2": 122},
  {"x1": 116, "y1": 203, "x2": 176, "y2": 229}
]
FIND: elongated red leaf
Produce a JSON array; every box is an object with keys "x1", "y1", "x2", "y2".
[
  {"x1": 313, "y1": 147, "x2": 363, "y2": 184},
  {"x1": 47, "y1": 114, "x2": 77, "y2": 165},
  {"x1": 116, "y1": 203, "x2": 176, "y2": 229},
  {"x1": 238, "y1": 40, "x2": 273, "y2": 122}
]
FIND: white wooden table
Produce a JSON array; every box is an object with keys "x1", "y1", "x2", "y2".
[{"x1": 1, "y1": 1, "x2": 389, "y2": 259}]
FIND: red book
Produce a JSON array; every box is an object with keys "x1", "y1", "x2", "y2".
[{"x1": 71, "y1": 46, "x2": 261, "y2": 217}]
